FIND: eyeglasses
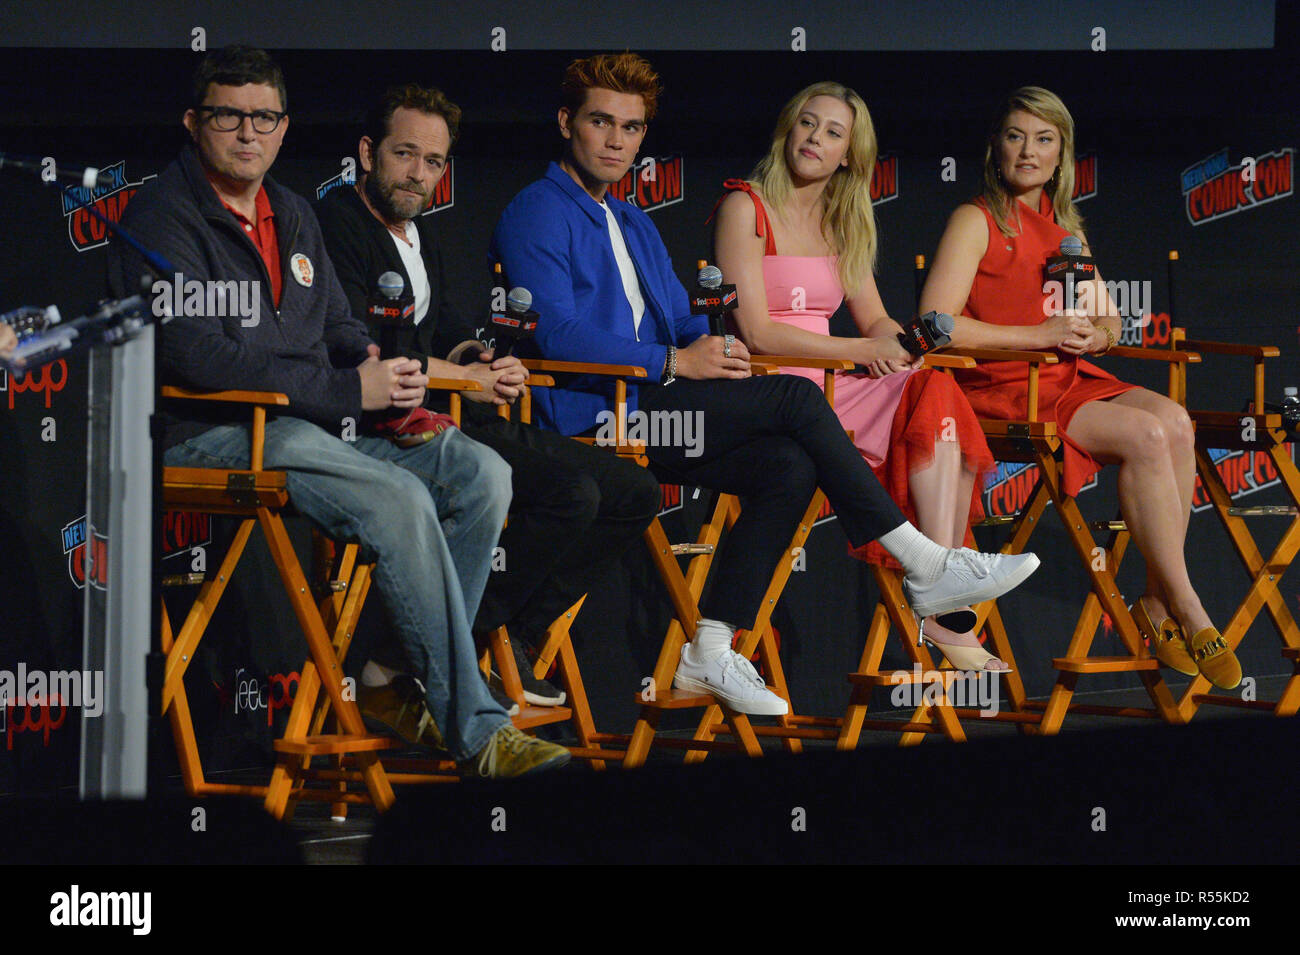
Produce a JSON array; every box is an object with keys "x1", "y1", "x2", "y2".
[{"x1": 195, "y1": 106, "x2": 287, "y2": 134}]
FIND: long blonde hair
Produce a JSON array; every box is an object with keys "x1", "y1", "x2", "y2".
[
  {"x1": 750, "y1": 81, "x2": 877, "y2": 297},
  {"x1": 981, "y1": 86, "x2": 1084, "y2": 238}
]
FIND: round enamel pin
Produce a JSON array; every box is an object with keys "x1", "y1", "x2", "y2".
[{"x1": 290, "y1": 253, "x2": 314, "y2": 287}]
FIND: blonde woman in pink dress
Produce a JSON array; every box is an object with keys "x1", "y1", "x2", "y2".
[{"x1": 714, "y1": 81, "x2": 1005, "y2": 671}]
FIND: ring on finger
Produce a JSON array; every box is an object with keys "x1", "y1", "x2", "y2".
[{"x1": 723, "y1": 334, "x2": 734, "y2": 358}]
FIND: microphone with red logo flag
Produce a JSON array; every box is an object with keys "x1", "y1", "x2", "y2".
[
  {"x1": 1043, "y1": 236, "x2": 1095, "y2": 311},
  {"x1": 367, "y1": 270, "x2": 415, "y2": 358},
  {"x1": 489, "y1": 287, "x2": 539, "y2": 357},
  {"x1": 690, "y1": 262, "x2": 738, "y2": 337}
]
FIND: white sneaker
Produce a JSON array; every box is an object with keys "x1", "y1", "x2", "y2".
[
  {"x1": 903, "y1": 549, "x2": 1040, "y2": 619},
  {"x1": 673, "y1": 644, "x2": 790, "y2": 716}
]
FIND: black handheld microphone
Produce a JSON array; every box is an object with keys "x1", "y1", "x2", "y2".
[
  {"x1": 689, "y1": 262, "x2": 738, "y2": 336},
  {"x1": 367, "y1": 270, "x2": 414, "y2": 358},
  {"x1": 1043, "y1": 236, "x2": 1096, "y2": 310},
  {"x1": 488, "y1": 287, "x2": 539, "y2": 357},
  {"x1": 896, "y1": 310, "x2": 955, "y2": 357}
]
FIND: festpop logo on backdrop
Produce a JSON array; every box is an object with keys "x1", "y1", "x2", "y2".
[
  {"x1": 316, "y1": 159, "x2": 455, "y2": 212},
  {"x1": 59, "y1": 160, "x2": 155, "y2": 252},
  {"x1": 1181, "y1": 147, "x2": 1293, "y2": 225}
]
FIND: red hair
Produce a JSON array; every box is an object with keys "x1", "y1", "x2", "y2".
[{"x1": 561, "y1": 52, "x2": 662, "y2": 121}]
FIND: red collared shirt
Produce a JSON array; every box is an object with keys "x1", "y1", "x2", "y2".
[{"x1": 216, "y1": 184, "x2": 282, "y2": 307}]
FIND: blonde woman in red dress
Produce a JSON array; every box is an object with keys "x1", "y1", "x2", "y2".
[
  {"x1": 714, "y1": 81, "x2": 1009, "y2": 672},
  {"x1": 919, "y1": 85, "x2": 1240, "y2": 689}
]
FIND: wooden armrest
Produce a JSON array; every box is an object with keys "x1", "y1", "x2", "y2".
[
  {"x1": 161, "y1": 386, "x2": 290, "y2": 405},
  {"x1": 519, "y1": 358, "x2": 649, "y2": 378},
  {"x1": 921, "y1": 353, "x2": 977, "y2": 370},
  {"x1": 426, "y1": 378, "x2": 482, "y2": 391},
  {"x1": 943, "y1": 347, "x2": 1059, "y2": 364},
  {"x1": 1105, "y1": 346, "x2": 1201, "y2": 363},
  {"x1": 1179, "y1": 339, "x2": 1280, "y2": 358},
  {"x1": 526, "y1": 374, "x2": 556, "y2": 388},
  {"x1": 749, "y1": 354, "x2": 855, "y2": 371}
]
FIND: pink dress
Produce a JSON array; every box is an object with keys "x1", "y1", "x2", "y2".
[{"x1": 721, "y1": 181, "x2": 995, "y2": 567}]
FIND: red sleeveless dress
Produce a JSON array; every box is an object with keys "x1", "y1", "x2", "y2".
[
  {"x1": 720, "y1": 181, "x2": 994, "y2": 567},
  {"x1": 957, "y1": 193, "x2": 1137, "y2": 496}
]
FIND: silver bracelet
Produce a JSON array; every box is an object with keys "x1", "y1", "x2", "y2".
[{"x1": 661, "y1": 345, "x2": 677, "y2": 385}]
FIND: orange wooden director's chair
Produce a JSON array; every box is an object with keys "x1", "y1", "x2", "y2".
[
  {"x1": 159, "y1": 386, "x2": 395, "y2": 819},
  {"x1": 836, "y1": 255, "x2": 1202, "y2": 742},
  {"x1": 1162, "y1": 250, "x2": 1300, "y2": 721}
]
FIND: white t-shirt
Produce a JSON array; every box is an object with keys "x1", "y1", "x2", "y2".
[
  {"x1": 387, "y1": 220, "x2": 431, "y2": 325},
  {"x1": 599, "y1": 200, "x2": 647, "y2": 339}
]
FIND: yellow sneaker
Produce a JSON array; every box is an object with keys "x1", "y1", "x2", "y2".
[
  {"x1": 462, "y1": 724, "x2": 570, "y2": 779},
  {"x1": 357, "y1": 675, "x2": 446, "y2": 752}
]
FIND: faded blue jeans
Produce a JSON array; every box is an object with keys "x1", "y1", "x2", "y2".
[{"x1": 164, "y1": 416, "x2": 512, "y2": 758}]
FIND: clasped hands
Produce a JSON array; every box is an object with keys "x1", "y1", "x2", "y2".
[
  {"x1": 1045, "y1": 309, "x2": 1108, "y2": 355},
  {"x1": 357, "y1": 343, "x2": 528, "y2": 411}
]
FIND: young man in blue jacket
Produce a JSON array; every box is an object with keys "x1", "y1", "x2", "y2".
[
  {"x1": 110, "y1": 46, "x2": 569, "y2": 777},
  {"x1": 492, "y1": 53, "x2": 1040, "y2": 716}
]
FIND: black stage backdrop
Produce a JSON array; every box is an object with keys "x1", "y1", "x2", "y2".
[{"x1": 0, "y1": 2, "x2": 1296, "y2": 792}]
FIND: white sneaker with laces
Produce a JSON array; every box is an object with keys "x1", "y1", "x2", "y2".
[
  {"x1": 673, "y1": 644, "x2": 790, "y2": 716},
  {"x1": 903, "y1": 549, "x2": 1040, "y2": 619}
]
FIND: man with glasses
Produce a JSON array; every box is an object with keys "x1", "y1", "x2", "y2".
[{"x1": 109, "y1": 46, "x2": 571, "y2": 778}]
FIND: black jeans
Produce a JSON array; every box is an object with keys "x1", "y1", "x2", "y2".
[
  {"x1": 460, "y1": 411, "x2": 661, "y2": 641},
  {"x1": 638, "y1": 374, "x2": 907, "y2": 630}
]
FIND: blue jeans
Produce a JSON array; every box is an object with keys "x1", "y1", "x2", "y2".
[{"x1": 164, "y1": 417, "x2": 512, "y2": 758}]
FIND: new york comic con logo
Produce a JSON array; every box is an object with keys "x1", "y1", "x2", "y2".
[
  {"x1": 871, "y1": 155, "x2": 899, "y2": 205},
  {"x1": 59, "y1": 510, "x2": 211, "y2": 590},
  {"x1": 1181, "y1": 147, "x2": 1293, "y2": 226},
  {"x1": 982, "y1": 462, "x2": 1099, "y2": 518},
  {"x1": 1072, "y1": 152, "x2": 1097, "y2": 202},
  {"x1": 1192, "y1": 443, "x2": 1295, "y2": 512},
  {"x1": 607, "y1": 155, "x2": 684, "y2": 210},
  {"x1": 316, "y1": 160, "x2": 455, "y2": 213},
  {"x1": 59, "y1": 161, "x2": 155, "y2": 252}
]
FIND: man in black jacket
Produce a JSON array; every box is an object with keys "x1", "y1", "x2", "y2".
[
  {"x1": 109, "y1": 46, "x2": 569, "y2": 778},
  {"x1": 316, "y1": 84, "x2": 660, "y2": 709}
]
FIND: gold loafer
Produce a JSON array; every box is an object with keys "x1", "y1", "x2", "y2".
[
  {"x1": 1187, "y1": 626, "x2": 1242, "y2": 690},
  {"x1": 1132, "y1": 598, "x2": 1197, "y2": 676}
]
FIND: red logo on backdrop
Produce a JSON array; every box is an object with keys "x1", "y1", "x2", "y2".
[
  {"x1": 3, "y1": 697, "x2": 67, "y2": 750},
  {"x1": 61, "y1": 515, "x2": 107, "y2": 591},
  {"x1": 982, "y1": 463, "x2": 1099, "y2": 518},
  {"x1": 1192, "y1": 444, "x2": 1295, "y2": 512},
  {"x1": 3, "y1": 359, "x2": 68, "y2": 410},
  {"x1": 606, "y1": 155, "x2": 684, "y2": 211},
  {"x1": 1181, "y1": 147, "x2": 1293, "y2": 226},
  {"x1": 230, "y1": 668, "x2": 301, "y2": 726},
  {"x1": 59, "y1": 160, "x2": 155, "y2": 252},
  {"x1": 659, "y1": 484, "x2": 683, "y2": 516},
  {"x1": 871, "y1": 155, "x2": 899, "y2": 205},
  {"x1": 162, "y1": 510, "x2": 212, "y2": 560},
  {"x1": 1072, "y1": 152, "x2": 1097, "y2": 202}
]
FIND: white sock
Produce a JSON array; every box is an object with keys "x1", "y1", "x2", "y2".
[
  {"x1": 361, "y1": 660, "x2": 401, "y2": 688},
  {"x1": 692, "y1": 618, "x2": 736, "y2": 658},
  {"x1": 878, "y1": 522, "x2": 950, "y2": 585}
]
